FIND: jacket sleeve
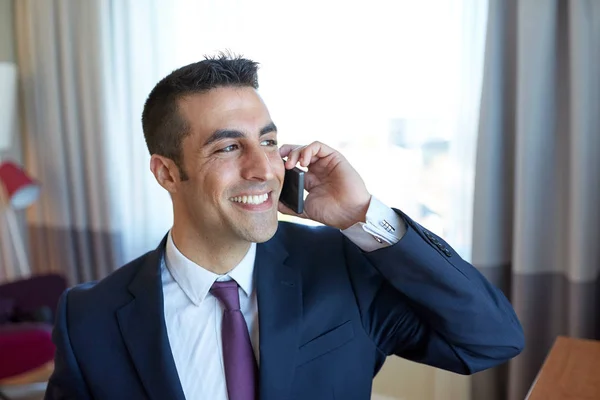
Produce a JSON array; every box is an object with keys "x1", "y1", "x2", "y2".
[
  {"x1": 44, "y1": 289, "x2": 92, "y2": 400},
  {"x1": 344, "y1": 210, "x2": 524, "y2": 375}
]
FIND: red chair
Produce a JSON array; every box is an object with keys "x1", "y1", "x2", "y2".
[{"x1": 0, "y1": 274, "x2": 67, "y2": 399}]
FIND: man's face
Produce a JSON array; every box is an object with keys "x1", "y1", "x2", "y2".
[{"x1": 175, "y1": 86, "x2": 285, "y2": 244}]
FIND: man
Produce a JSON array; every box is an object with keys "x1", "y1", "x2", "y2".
[{"x1": 45, "y1": 54, "x2": 523, "y2": 400}]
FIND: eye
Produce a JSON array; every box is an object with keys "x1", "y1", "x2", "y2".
[
  {"x1": 261, "y1": 139, "x2": 278, "y2": 146},
  {"x1": 217, "y1": 144, "x2": 239, "y2": 153}
]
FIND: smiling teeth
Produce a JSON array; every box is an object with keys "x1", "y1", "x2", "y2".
[{"x1": 230, "y1": 193, "x2": 269, "y2": 205}]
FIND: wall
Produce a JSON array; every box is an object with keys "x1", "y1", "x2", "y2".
[{"x1": 372, "y1": 357, "x2": 470, "y2": 400}]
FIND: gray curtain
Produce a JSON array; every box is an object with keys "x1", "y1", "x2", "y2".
[
  {"x1": 14, "y1": 0, "x2": 175, "y2": 285},
  {"x1": 14, "y1": 0, "x2": 121, "y2": 284},
  {"x1": 471, "y1": 1, "x2": 600, "y2": 399}
]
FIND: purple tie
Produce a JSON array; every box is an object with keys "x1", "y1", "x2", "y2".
[{"x1": 210, "y1": 280, "x2": 258, "y2": 400}]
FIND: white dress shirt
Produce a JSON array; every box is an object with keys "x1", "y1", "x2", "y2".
[{"x1": 162, "y1": 196, "x2": 406, "y2": 400}]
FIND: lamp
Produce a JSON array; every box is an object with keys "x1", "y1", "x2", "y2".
[
  {"x1": 0, "y1": 62, "x2": 40, "y2": 279},
  {"x1": 0, "y1": 162, "x2": 41, "y2": 209},
  {"x1": 0, "y1": 161, "x2": 40, "y2": 278}
]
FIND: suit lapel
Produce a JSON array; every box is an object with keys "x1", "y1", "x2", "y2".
[
  {"x1": 116, "y1": 236, "x2": 186, "y2": 400},
  {"x1": 256, "y1": 233, "x2": 302, "y2": 400}
]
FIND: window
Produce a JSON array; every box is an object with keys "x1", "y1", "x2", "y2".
[{"x1": 166, "y1": 0, "x2": 487, "y2": 259}]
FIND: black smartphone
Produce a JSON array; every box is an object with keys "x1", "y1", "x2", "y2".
[{"x1": 280, "y1": 166, "x2": 305, "y2": 214}]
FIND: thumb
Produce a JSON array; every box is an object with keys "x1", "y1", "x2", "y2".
[{"x1": 277, "y1": 200, "x2": 308, "y2": 219}]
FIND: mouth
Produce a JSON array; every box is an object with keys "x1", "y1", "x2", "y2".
[
  {"x1": 228, "y1": 191, "x2": 274, "y2": 211},
  {"x1": 229, "y1": 192, "x2": 270, "y2": 205}
]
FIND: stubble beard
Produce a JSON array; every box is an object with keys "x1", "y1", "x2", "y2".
[{"x1": 231, "y1": 208, "x2": 279, "y2": 244}]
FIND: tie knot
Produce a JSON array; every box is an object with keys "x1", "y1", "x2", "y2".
[{"x1": 210, "y1": 280, "x2": 241, "y2": 311}]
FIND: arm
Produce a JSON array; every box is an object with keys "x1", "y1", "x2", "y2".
[
  {"x1": 278, "y1": 141, "x2": 523, "y2": 374},
  {"x1": 342, "y1": 202, "x2": 524, "y2": 374},
  {"x1": 44, "y1": 289, "x2": 92, "y2": 400}
]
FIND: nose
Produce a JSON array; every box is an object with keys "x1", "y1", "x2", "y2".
[{"x1": 241, "y1": 145, "x2": 275, "y2": 182}]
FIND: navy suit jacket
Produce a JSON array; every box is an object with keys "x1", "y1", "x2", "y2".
[{"x1": 45, "y1": 212, "x2": 523, "y2": 400}]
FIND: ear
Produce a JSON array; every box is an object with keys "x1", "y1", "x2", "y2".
[{"x1": 150, "y1": 155, "x2": 182, "y2": 193}]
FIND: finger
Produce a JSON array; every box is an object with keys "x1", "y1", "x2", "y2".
[
  {"x1": 279, "y1": 144, "x2": 301, "y2": 159},
  {"x1": 298, "y1": 141, "x2": 337, "y2": 168},
  {"x1": 303, "y1": 171, "x2": 320, "y2": 192},
  {"x1": 286, "y1": 142, "x2": 319, "y2": 169},
  {"x1": 293, "y1": 143, "x2": 316, "y2": 168},
  {"x1": 281, "y1": 142, "x2": 338, "y2": 169},
  {"x1": 285, "y1": 145, "x2": 307, "y2": 169},
  {"x1": 279, "y1": 144, "x2": 304, "y2": 169},
  {"x1": 297, "y1": 147, "x2": 315, "y2": 168},
  {"x1": 304, "y1": 155, "x2": 321, "y2": 166}
]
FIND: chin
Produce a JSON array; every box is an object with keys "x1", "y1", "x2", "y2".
[
  {"x1": 253, "y1": 225, "x2": 279, "y2": 243},
  {"x1": 242, "y1": 221, "x2": 279, "y2": 243}
]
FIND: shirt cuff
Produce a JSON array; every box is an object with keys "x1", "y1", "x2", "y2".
[{"x1": 340, "y1": 196, "x2": 407, "y2": 252}]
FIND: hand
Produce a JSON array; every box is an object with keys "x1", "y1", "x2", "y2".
[{"x1": 278, "y1": 141, "x2": 371, "y2": 230}]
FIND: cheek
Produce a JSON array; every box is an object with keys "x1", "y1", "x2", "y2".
[
  {"x1": 270, "y1": 155, "x2": 285, "y2": 182},
  {"x1": 199, "y1": 162, "x2": 238, "y2": 199}
]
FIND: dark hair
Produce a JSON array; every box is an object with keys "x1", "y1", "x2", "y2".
[{"x1": 141, "y1": 52, "x2": 259, "y2": 180}]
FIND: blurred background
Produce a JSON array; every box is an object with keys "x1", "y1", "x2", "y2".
[{"x1": 0, "y1": 1, "x2": 598, "y2": 399}]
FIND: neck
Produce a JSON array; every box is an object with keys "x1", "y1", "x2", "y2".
[{"x1": 170, "y1": 222, "x2": 251, "y2": 275}]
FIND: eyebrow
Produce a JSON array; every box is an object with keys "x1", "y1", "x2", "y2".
[{"x1": 203, "y1": 122, "x2": 278, "y2": 147}]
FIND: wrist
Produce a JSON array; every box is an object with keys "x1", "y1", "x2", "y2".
[{"x1": 338, "y1": 194, "x2": 371, "y2": 230}]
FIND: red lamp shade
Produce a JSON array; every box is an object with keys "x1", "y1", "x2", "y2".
[{"x1": 0, "y1": 161, "x2": 41, "y2": 209}]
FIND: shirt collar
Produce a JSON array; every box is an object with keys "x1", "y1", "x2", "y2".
[{"x1": 164, "y1": 230, "x2": 256, "y2": 306}]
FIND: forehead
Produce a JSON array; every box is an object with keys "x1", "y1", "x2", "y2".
[{"x1": 177, "y1": 87, "x2": 272, "y2": 139}]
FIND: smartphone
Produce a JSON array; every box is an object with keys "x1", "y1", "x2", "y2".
[{"x1": 280, "y1": 166, "x2": 305, "y2": 214}]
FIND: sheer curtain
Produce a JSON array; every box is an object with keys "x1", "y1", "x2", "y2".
[
  {"x1": 171, "y1": 0, "x2": 487, "y2": 260},
  {"x1": 99, "y1": 0, "x2": 179, "y2": 264},
  {"x1": 14, "y1": 0, "x2": 177, "y2": 282}
]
